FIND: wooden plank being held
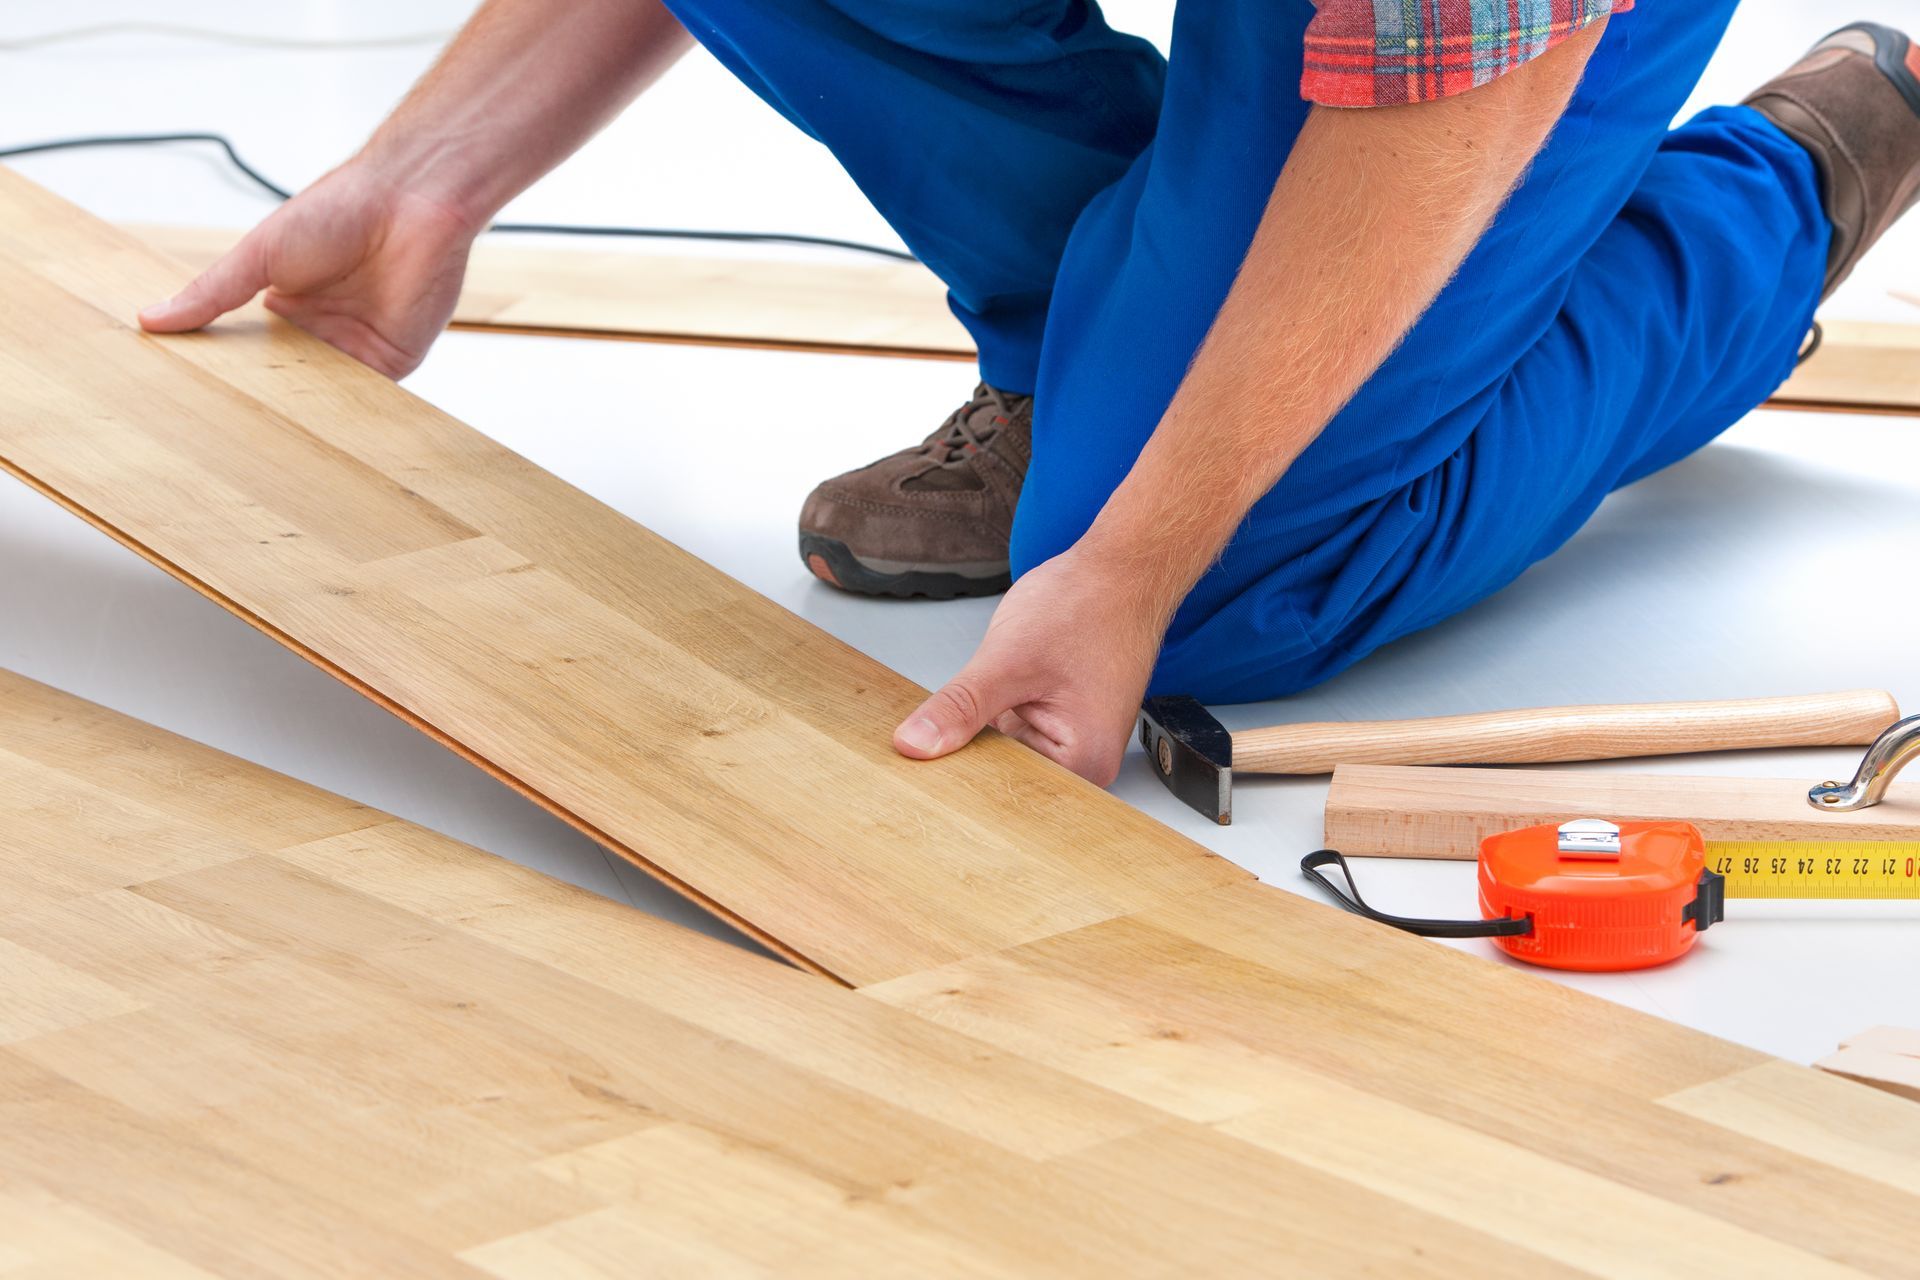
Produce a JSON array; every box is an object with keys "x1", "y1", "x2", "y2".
[
  {"x1": 1322, "y1": 762, "x2": 1920, "y2": 859},
  {"x1": 0, "y1": 169, "x2": 1245, "y2": 987}
]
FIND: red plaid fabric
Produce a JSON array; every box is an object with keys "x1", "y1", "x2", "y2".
[{"x1": 1302, "y1": 0, "x2": 1630, "y2": 108}]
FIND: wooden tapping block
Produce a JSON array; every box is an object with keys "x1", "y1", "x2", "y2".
[
  {"x1": 1817, "y1": 1028, "x2": 1920, "y2": 1105},
  {"x1": 128, "y1": 224, "x2": 1920, "y2": 415},
  {"x1": 129, "y1": 222, "x2": 977, "y2": 359},
  {"x1": 11, "y1": 668, "x2": 1920, "y2": 1276},
  {"x1": 1322, "y1": 763, "x2": 1920, "y2": 859},
  {"x1": 0, "y1": 169, "x2": 1244, "y2": 987}
]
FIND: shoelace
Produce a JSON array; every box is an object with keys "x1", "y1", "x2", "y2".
[{"x1": 923, "y1": 384, "x2": 1024, "y2": 465}]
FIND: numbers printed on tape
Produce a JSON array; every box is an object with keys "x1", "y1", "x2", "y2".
[{"x1": 1706, "y1": 841, "x2": 1920, "y2": 899}]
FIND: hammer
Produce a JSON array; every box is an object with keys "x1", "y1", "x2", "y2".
[{"x1": 1138, "y1": 689, "x2": 1902, "y2": 824}]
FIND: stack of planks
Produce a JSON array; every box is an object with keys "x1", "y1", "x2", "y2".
[
  {"x1": 132, "y1": 223, "x2": 1920, "y2": 415},
  {"x1": 3, "y1": 169, "x2": 1920, "y2": 1275}
]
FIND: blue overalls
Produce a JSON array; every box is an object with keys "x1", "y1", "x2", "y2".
[{"x1": 664, "y1": 0, "x2": 1827, "y2": 700}]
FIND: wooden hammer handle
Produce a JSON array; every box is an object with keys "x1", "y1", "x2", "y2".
[{"x1": 1233, "y1": 689, "x2": 1901, "y2": 775}]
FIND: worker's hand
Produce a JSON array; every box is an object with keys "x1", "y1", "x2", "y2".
[
  {"x1": 138, "y1": 161, "x2": 481, "y2": 379},
  {"x1": 893, "y1": 547, "x2": 1167, "y2": 785}
]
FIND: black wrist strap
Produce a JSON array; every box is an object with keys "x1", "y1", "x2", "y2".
[{"x1": 1299, "y1": 850, "x2": 1533, "y2": 939}]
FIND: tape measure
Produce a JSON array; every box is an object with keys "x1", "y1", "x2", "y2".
[
  {"x1": 1303, "y1": 818, "x2": 1920, "y2": 974},
  {"x1": 1705, "y1": 841, "x2": 1920, "y2": 898}
]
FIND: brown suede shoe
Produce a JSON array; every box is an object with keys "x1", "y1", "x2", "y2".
[
  {"x1": 799, "y1": 383, "x2": 1031, "y2": 598},
  {"x1": 1745, "y1": 21, "x2": 1920, "y2": 299}
]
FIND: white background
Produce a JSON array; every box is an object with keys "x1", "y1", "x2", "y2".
[{"x1": 0, "y1": 1, "x2": 1916, "y2": 1063}]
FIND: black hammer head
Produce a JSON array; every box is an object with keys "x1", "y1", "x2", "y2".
[{"x1": 1138, "y1": 695, "x2": 1233, "y2": 825}]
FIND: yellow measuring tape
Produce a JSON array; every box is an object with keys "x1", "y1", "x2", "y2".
[{"x1": 1707, "y1": 841, "x2": 1920, "y2": 899}]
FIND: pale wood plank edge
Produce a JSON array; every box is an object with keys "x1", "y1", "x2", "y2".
[
  {"x1": 456, "y1": 321, "x2": 974, "y2": 362},
  {"x1": 1758, "y1": 396, "x2": 1920, "y2": 419},
  {"x1": 0, "y1": 449, "x2": 838, "y2": 985},
  {"x1": 466, "y1": 327, "x2": 1916, "y2": 416},
  {"x1": 1815, "y1": 1046, "x2": 1920, "y2": 1104}
]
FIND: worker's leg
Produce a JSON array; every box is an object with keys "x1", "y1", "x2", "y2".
[
  {"x1": 1009, "y1": 1, "x2": 1830, "y2": 701},
  {"x1": 656, "y1": 0, "x2": 1163, "y2": 392}
]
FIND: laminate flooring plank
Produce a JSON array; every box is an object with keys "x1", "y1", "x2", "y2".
[{"x1": 0, "y1": 169, "x2": 1246, "y2": 985}]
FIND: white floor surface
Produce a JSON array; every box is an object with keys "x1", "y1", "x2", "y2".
[{"x1": 1, "y1": 1, "x2": 1917, "y2": 1064}]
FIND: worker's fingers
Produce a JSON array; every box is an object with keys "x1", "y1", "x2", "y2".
[
  {"x1": 1056, "y1": 732, "x2": 1126, "y2": 788},
  {"x1": 893, "y1": 662, "x2": 1028, "y2": 761},
  {"x1": 995, "y1": 706, "x2": 1124, "y2": 785},
  {"x1": 263, "y1": 292, "x2": 419, "y2": 380},
  {"x1": 138, "y1": 232, "x2": 271, "y2": 333},
  {"x1": 992, "y1": 708, "x2": 1054, "y2": 755}
]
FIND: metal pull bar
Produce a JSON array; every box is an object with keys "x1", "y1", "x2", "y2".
[{"x1": 1809, "y1": 713, "x2": 1920, "y2": 811}]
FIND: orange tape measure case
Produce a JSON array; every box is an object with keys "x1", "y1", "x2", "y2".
[{"x1": 1303, "y1": 818, "x2": 1726, "y2": 972}]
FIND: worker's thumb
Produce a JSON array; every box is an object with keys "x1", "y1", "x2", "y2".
[
  {"x1": 894, "y1": 671, "x2": 1011, "y2": 761},
  {"x1": 139, "y1": 235, "x2": 268, "y2": 333}
]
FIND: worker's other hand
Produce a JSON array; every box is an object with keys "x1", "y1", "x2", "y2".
[
  {"x1": 138, "y1": 161, "x2": 479, "y2": 379},
  {"x1": 893, "y1": 547, "x2": 1166, "y2": 786}
]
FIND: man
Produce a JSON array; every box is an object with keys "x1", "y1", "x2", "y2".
[{"x1": 141, "y1": 5, "x2": 1920, "y2": 785}]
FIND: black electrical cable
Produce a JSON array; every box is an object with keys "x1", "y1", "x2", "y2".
[
  {"x1": 0, "y1": 131, "x2": 921, "y2": 263},
  {"x1": 0, "y1": 132, "x2": 295, "y2": 198}
]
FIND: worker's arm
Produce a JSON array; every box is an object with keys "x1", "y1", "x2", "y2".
[
  {"x1": 894, "y1": 19, "x2": 1606, "y2": 784},
  {"x1": 140, "y1": 0, "x2": 692, "y2": 376}
]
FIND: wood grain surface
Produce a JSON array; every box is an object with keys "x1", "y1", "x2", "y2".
[
  {"x1": 131, "y1": 224, "x2": 1920, "y2": 415},
  {"x1": 0, "y1": 170, "x2": 1246, "y2": 986},
  {"x1": 1323, "y1": 763, "x2": 1920, "y2": 858},
  {"x1": 9, "y1": 668, "x2": 1920, "y2": 1276},
  {"x1": 1234, "y1": 689, "x2": 1900, "y2": 774}
]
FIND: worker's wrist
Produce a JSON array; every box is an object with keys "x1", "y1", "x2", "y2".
[
  {"x1": 350, "y1": 134, "x2": 502, "y2": 238},
  {"x1": 1067, "y1": 510, "x2": 1206, "y2": 633}
]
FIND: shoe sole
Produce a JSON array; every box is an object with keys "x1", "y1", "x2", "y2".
[
  {"x1": 799, "y1": 533, "x2": 1011, "y2": 600},
  {"x1": 1856, "y1": 22, "x2": 1920, "y2": 116}
]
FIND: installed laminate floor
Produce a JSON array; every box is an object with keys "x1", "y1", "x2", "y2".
[{"x1": 8, "y1": 668, "x2": 1920, "y2": 1277}]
